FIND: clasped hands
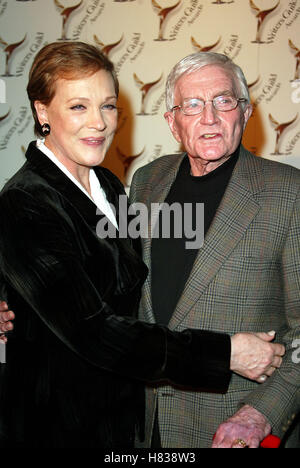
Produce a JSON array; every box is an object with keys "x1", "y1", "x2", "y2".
[{"x1": 0, "y1": 302, "x2": 285, "y2": 448}]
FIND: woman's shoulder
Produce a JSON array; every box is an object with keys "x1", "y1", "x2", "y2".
[{"x1": 94, "y1": 166, "x2": 126, "y2": 195}]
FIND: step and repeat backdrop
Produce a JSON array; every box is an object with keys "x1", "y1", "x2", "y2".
[{"x1": 0, "y1": 0, "x2": 299, "y2": 189}]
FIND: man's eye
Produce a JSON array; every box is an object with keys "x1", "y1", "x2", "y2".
[
  {"x1": 186, "y1": 99, "x2": 201, "y2": 108},
  {"x1": 216, "y1": 96, "x2": 232, "y2": 104}
]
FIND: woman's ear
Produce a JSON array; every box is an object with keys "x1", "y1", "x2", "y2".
[{"x1": 34, "y1": 101, "x2": 49, "y2": 126}]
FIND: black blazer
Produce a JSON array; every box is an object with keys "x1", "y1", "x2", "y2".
[{"x1": 0, "y1": 142, "x2": 231, "y2": 448}]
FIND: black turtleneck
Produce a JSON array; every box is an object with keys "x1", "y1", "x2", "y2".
[{"x1": 151, "y1": 150, "x2": 239, "y2": 326}]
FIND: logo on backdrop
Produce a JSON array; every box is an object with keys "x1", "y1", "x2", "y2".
[
  {"x1": 152, "y1": 0, "x2": 181, "y2": 41},
  {"x1": 94, "y1": 34, "x2": 123, "y2": 57},
  {"x1": 289, "y1": 39, "x2": 300, "y2": 82},
  {"x1": 269, "y1": 113, "x2": 298, "y2": 155},
  {"x1": 54, "y1": 0, "x2": 83, "y2": 41},
  {"x1": 211, "y1": 0, "x2": 234, "y2": 4},
  {"x1": 250, "y1": 0, "x2": 280, "y2": 44},
  {"x1": 134, "y1": 73, "x2": 163, "y2": 115},
  {"x1": 0, "y1": 79, "x2": 6, "y2": 103},
  {"x1": 191, "y1": 36, "x2": 221, "y2": 52},
  {"x1": 0, "y1": 35, "x2": 26, "y2": 76},
  {"x1": 116, "y1": 146, "x2": 145, "y2": 186},
  {"x1": 0, "y1": 109, "x2": 10, "y2": 123}
]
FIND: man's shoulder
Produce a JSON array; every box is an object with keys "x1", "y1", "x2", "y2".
[{"x1": 243, "y1": 149, "x2": 300, "y2": 189}]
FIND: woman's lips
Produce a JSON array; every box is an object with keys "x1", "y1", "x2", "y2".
[{"x1": 80, "y1": 137, "x2": 106, "y2": 146}]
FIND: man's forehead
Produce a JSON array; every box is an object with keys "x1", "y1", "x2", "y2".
[{"x1": 175, "y1": 65, "x2": 236, "y2": 96}]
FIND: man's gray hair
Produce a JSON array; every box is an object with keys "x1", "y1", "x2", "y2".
[{"x1": 165, "y1": 52, "x2": 250, "y2": 111}]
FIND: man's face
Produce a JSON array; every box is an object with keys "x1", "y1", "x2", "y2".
[{"x1": 165, "y1": 65, "x2": 252, "y2": 165}]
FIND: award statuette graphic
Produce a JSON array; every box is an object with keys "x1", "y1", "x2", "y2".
[
  {"x1": 152, "y1": 0, "x2": 181, "y2": 42},
  {"x1": 116, "y1": 146, "x2": 145, "y2": 186},
  {"x1": 191, "y1": 37, "x2": 221, "y2": 52},
  {"x1": 94, "y1": 35, "x2": 123, "y2": 57},
  {"x1": 250, "y1": 0, "x2": 280, "y2": 44},
  {"x1": 134, "y1": 73, "x2": 163, "y2": 116},
  {"x1": 54, "y1": 0, "x2": 83, "y2": 41},
  {"x1": 0, "y1": 35, "x2": 26, "y2": 77},
  {"x1": 0, "y1": 109, "x2": 10, "y2": 124},
  {"x1": 289, "y1": 40, "x2": 300, "y2": 82},
  {"x1": 212, "y1": 0, "x2": 234, "y2": 5},
  {"x1": 269, "y1": 113, "x2": 298, "y2": 155}
]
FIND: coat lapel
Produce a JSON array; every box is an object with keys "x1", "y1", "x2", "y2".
[{"x1": 169, "y1": 147, "x2": 263, "y2": 330}]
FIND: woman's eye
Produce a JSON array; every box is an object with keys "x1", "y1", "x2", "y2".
[
  {"x1": 102, "y1": 104, "x2": 117, "y2": 111},
  {"x1": 70, "y1": 104, "x2": 85, "y2": 110}
]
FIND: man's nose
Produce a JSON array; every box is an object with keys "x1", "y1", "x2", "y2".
[{"x1": 199, "y1": 101, "x2": 218, "y2": 125}]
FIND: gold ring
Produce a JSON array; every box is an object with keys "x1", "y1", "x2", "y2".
[{"x1": 233, "y1": 438, "x2": 247, "y2": 447}]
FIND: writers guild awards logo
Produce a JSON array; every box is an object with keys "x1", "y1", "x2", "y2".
[
  {"x1": 0, "y1": 109, "x2": 10, "y2": 123},
  {"x1": 94, "y1": 34, "x2": 123, "y2": 57},
  {"x1": 54, "y1": 0, "x2": 83, "y2": 41},
  {"x1": 134, "y1": 73, "x2": 163, "y2": 116},
  {"x1": 250, "y1": 0, "x2": 280, "y2": 44},
  {"x1": 152, "y1": 0, "x2": 181, "y2": 42},
  {"x1": 191, "y1": 37, "x2": 221, "y2": 52},
  {"x1": 0, "y1": 79, "x2": 6, "y2": 103},
  {"x1": 269, "y1": 113, "x2": 298, "y2": 155},
  {"x1": 212, "y1": 0, "x2": 234, "y2": 4},
  {"x1": 248, "y1": 76, "x2": 260, "y2": 90},
  {"x1": 289, "y1": 40, "x2": 300, "y2": 82},
  {"x1": 0, "y1": 35, "x2": 26, "y2": 77},
  {"x1": 117, "y1": 147, "x2": 145, "y2": 186}
]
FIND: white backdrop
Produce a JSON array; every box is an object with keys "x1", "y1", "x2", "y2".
[{"x1": 0, "y1": 0, "x2": 299, "y2": 190}]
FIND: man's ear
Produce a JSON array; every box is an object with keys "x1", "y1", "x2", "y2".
[
  {"x1": 34, "y1": 101, "x2": 49, "y2": 126},
  {"x1": 243, "y1": 103, "x2": 253, "y2": 131},
  {"x1": 164, "y1": 111, "x2": 182, "y2": 144}
]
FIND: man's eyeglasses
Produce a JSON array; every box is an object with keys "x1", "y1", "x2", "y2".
[{"x1": 171, "y1": 95, "x2": 248, "y2": 116}]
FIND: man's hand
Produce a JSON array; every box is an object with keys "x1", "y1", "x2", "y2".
[
  {"x1": 0, "y1": 301, "x2": 14, "y2": 343},
  {"x1": 230, "y1": 331, "x2": 285, "y2": 383},
  {"x1": 212, "y1": 405, "x2": 271, "y2": 448}
]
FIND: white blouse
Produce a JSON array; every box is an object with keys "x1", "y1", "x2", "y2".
[{"x1": 36, "y1": 139, "x2": 118, "y2": 229}]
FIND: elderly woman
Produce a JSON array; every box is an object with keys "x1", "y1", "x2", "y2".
[
  {"x1": 0, "y1": 41, "x2": 233, "y2": 448},
  {"x1": 0, "y1": 43, "x2": 284, "y2": 448}
]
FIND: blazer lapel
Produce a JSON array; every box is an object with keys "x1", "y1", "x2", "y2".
[{"x1": 169, "y1": 148, "x2": 263, "y2": 330}]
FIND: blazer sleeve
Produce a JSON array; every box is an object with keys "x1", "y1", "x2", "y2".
[
  {"x1": 240, "y1": 186, "x2": 300, "y2": 438},
  {"x1": 0, "y1": 187, "x2": 231, "y2": 392}
]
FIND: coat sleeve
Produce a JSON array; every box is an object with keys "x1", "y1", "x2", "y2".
[
  {"x1": 0, "y1": 187, "x2": 231, "y2": 392},
  {"x1": 240, "y1": 185, "x2": 300, "y2": 438}
]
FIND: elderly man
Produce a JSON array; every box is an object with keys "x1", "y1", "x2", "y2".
[{"x1": 129, "y1": 52, "x2": 300, "y2": 448}]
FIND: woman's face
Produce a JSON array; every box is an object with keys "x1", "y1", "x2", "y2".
[{"x1": 35, "y1": 69, "x2": 118, "y2": 177}]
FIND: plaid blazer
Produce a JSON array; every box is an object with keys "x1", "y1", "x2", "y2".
[{"x1": 130, "y1": 146, "x2": 300, "y2": 448}]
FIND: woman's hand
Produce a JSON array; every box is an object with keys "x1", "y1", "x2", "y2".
[
  {"x1": 0, "y1": 301, "x2": 15, "y2": 343},
  {"x1": 230, "y1": 332, "x2": 285, "y2": 383}
]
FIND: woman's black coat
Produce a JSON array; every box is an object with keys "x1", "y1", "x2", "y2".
[{"x1": 0, "y1": 142, "x2": 231, "y2": 448}]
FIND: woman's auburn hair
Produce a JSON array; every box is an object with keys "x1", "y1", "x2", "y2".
[{"x1": 27, "y1": 41, "x2": 119, "y2": 136}]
